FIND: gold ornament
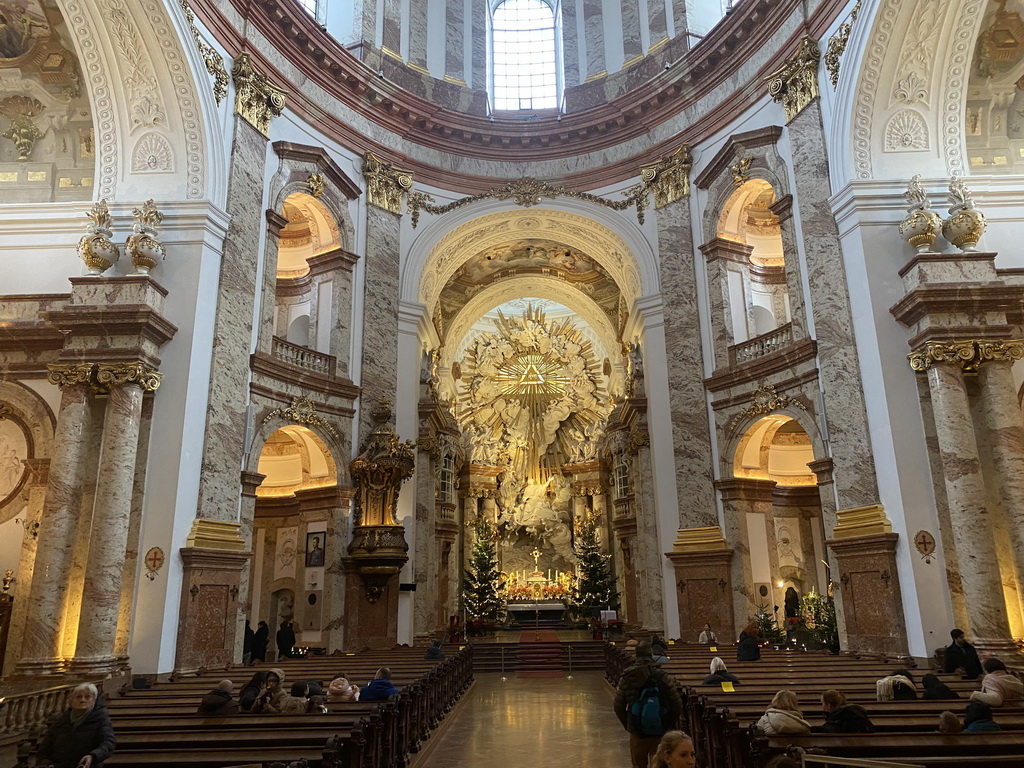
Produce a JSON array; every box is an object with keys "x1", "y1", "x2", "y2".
[
  {"x1": 941, "y1": 176, "x2": 986, "y2": 252},
  {"x1": 231, "y1": 53, "x2": 286, "y2": 137},
  {"x1": 640, "y1": 144, "x2": 693, "y2": 208},
  {"x1": 178, "y1": 0, "x2": 228, "y2": 104},
  {"x1": 898, "y1": 175, "x2": 941, "y2": 253},
  {"x1": 95, "y1": 362, "x2": 162, "y2": 391},
  {"x1": 363, "y1": 151, "x2": 413, "y2": 214},
  {"x1": 307, "y1": 172, "x2": 326, "y2": 198},
  {"x1": 125, "y1": 199, "x2": 166, "y2": 275},
  {"x1": 766, "y1": 36, "x2": 821, "y2": 123},
  {"x1": 77, "y1": 200, "x2": 119, "y2": 276}
]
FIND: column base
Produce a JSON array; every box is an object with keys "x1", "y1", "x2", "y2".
[
  {"x1": 666, "y1": 530, "x2": 735, "y2": 642},
  {"x1": 66, "y1": 656, "x2": 120, "y2": 675},
  {"x1": 14, "y1": 657, "x2": 67, "y2": 675},
  {"x1": 972, "y1": 638, "x2": 1024, "y2": 657}
]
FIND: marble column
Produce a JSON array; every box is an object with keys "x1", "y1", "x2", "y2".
[
  {"x1": 657, "y1": 200, "x2": 717, "y2": 525},
  {"x1": 407, "y1": 0, "x2": 427, "y2": 71},
  {"x1": 359, "y1": 204, "x2": 402, "y2": 442},
  {"x1": 70, "y1": 365, "x2": 156, "y2": 672},
  {"x1": 808, "y1": 458, "x2": 848, "y2": 649},
  {"x1": 620, "y1": 0, "x2": 642, "y2": 63},
  {"x1": 413, "y1": 441, "x2": 439, "y2": 643},
  {"x1": 927, "y1": 361, "x2": 1013, "y2": 647},
  {"x1": 583, "y1": 0, "x2": 606, "y2": 79},
  {"x1": 784, "y1": 103, "x2": 879, "y2": 509},
  {"x1": 256, "y1": 210, "x2": 288, "y2": 355},
  {"x1": 17, "y1": 366, "x2": 95, "y2": 674},
  {"x1": 444, "y1": 0, "x2": 464, "y2": 84},
  {"x1": 631, "y1": 437, "x2": 665, "y2": 631},
  {"x1": 648, "y1": 0, "x2": 668, "y2": 45},
  {"x1": 560, "y1": 1, "x2": 580, "y2": 87},
  {"x1": 976, "y1": 357, "x2": 1024, "y2": 624},
  {"x1": 3, "y1": 458, "x2": 47, "y2": 674},
  {"x1": 381, "y1": 0, "x2": 401, "y2": 58},
  {"x1": 323, "y1": 488, "x2": 353, "y2": 652},
  {"x1": 471, "y1": 0, "x2": 486, "y2": 90},
  {"x1": 236, "y1": 470, "x2": 266, "y2": 661},
  {"x1": 769, "y1": 197, "x2": 809, "y2": 342}
]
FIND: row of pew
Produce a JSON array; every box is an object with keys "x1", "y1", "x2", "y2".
[
  {"x1": 21, "y1": 645, "x2": 472, "y2": 768},
  {"x1": 605, "y1": 642, "x2": 1024, "y2": 767}
]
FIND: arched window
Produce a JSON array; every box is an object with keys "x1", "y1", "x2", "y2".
[{"x1": 491, "y1": 0, "x2": 560, "y2": 111}]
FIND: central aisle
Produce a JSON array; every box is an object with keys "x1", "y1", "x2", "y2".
[{"x1": 417, "y1": 671, "x2": 632, "y2": 768}]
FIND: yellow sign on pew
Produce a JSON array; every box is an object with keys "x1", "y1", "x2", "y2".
[
  {"x1": 721, "y1": 681, "x2": 735, "y2": 692},
  {"x1": 709, "y1": 646, "x2": 718, "y2": 652}
]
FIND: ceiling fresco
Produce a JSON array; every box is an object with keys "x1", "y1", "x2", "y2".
[
  {"x1": 433, "y1": 238, "x2": 623, "y2": 340},
  {"x1": 0, "y1": 0, "x2": 95, "y2": 200},
  {"x1": 966, "y1": 0, "x2": 1024, "y2": 173}
]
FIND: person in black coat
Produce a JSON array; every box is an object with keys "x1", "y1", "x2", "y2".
[
  {"x1": 424, "y1": 641, "x2": 445, "y2": 660},
  {"x1": 253, "y1": 620, "x2": 269, "y2": 663},
  {"x1": 944, "y1": 629, "x2": 983, "y2": 679},
  {"x1": 277, "y1": 620, "x2": 296, "y2": 661},
  {"x1": 812, "y1": 689, "x2": 875, "y2": 733},
  {"x1": 197, "y1": 680, "x2": 239, "y2": 716},
  {"x1": 736, "y1": 622, "x2": 761, "y2": 662},
  {"x1": 921, "y1": 674, "x2": 959, "y2": 701},
  {"x1": 38, "y1": 683, "x2": 116, "y2": 768}
]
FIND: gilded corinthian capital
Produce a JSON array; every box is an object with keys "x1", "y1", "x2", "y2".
[
  {"x1": 640, "y1": 144, "x2": 692, "y2": 208},
  {"x1": 766, "y1": 36, "x2": 821, "y2": 123},
  {"x1": 95, "y1": 362, "x2": 163, "y2": 391},
  {"x1": 363, "y1": 152, "x2": 413, "y2": 214},
  {"x1": 231, "y1": 53, "x2": 286, "y2": 137},
  {"x1": 908, "y1": 339, "x2": 1024, "y2": 372},
  {"x1": 47, "y1": 363, "x2": 97, "y2": 389}
]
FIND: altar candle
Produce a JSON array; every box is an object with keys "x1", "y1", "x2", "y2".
[{"x1": 547, "y1": 569, "x2": 551, "y2": 580}]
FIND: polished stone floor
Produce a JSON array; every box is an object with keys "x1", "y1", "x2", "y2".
[{"x1": 419, "y1": 671, "x2": 631, "y2": 768}]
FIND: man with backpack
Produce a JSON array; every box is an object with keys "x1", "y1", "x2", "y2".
[{"x1": 613, "y1": 641, "x2": 684, "y2": 768}]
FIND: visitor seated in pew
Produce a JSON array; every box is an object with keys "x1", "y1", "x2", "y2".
[
  {"x1": 196, "y1": 679, "x2": 239, "y2": 716},
  {"x1": 424, "y1": 640, "x2": 445, "y2": 660},
  {"x1": 944, "y1": 628, "x2": 983, "y2": 679},
  {"x1": 875, "y1": 668, "x2": 918, "y2": 700},
  {"x1": 755, "y1": 690, "x2": 811, "y2": 735},
  {"x1": 922, "y1": 673, "x2": 960, "y2": 701},
  {"x1": 326, "y1": 673, "x2": 360, "y2": 702},
  {"x1": 964, "y1": 701, "x2": 1001, "y2": 732},
  {"x1": 279, "y1": 681, "x2": 311, "y2": 715},
  {"x1": 647, "y1": 729, "x2": 695, "y2": 768},
  {"x1": 702, "y1": 657, "x2": 740, "y2": 686},
  {"x1": 238, "y1": 671, "x2": 268, "y2": 712},
  {"x1": 969, "y1": 658, "x2": 1024, "y2": 707},
  {"x1": 698, "y1": 623, "x2": 717, "y2": 645},
  {"x1": 38, "y1": 683, "x2": 116, "y2": 768},
  {"x1": 244, "y1": 668, "x2": 286, "y2": 713},
  {"x1": 736, "y1": 622, "x2": 761, "y2": 662},
  {"x1": 811, "y1": 689, "x2": 875, "y2": 733},
  {"x1": 937, "y1": 710, "x2": 963, "y2": 733},
  {"x1": 360, "y1": 667, "x2": 400, "y2": 702},
  {"x1": 308, "y1": 694, "x2": 329, "y2": 714},
  {"x1": 305, "y1": 680, "x2": 323, "y2": 696}
]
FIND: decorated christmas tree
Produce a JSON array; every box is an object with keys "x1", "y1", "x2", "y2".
[
  {"x1": 462, "y1": 517, "x2": 504, "y2": 622},
  {"x1": 568, "y1": 517, "x2": 619, "y2": 616}
]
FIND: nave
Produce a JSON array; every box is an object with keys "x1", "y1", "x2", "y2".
[{"x1": 416, "y1": 672, "x2": 630, "y2": 768}]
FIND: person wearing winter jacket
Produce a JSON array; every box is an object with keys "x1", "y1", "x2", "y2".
[
  {"x1": 278, "y1": 682, "x2": 310, "y2": 715},
  {"x1": 702, "y1": 657, "x2": 740, "y2": 686},
  {"x1": 970, "y1": 658, "x2": 1024, "y2": 707},
  {"x1": 424, "y1": 641, "x2": 445, "y2": 660},
  {"x1": 756, "y1": 690, "x2": 811, "y2": 735},
  {"x1": 326, "y1": 674, "x2": 360, "y2": 702},
  {"x1": 38, "y1": 683, "x2": 116, "y2": 768},
  {"x1": 360, "y1": 667, "x2": 400, "y2": 702},
  {"x1": 736, "y1": 623, "x2": 761, "y2": 662},
  {"x1": 964, "y1": 701, "x2": 1001, "y2": 732},
  {"x1": 612, "y1": 642, "x2": 684, "y2": 768},
  {"x1": 811, "y1": 689, "x2": 875, "y2": 733},
  {"x1": 196, "y1": 680, "x2": 239, "y2": 716},
  {"x1": 698, "y1": 624, "x2": 718, "y2": 645},
  {"x1": 875, "y1": 669, "x2": 918, "y2": 700},
  {"x1": 921, "y1": 673, "x2": 960, "y2": 701}
]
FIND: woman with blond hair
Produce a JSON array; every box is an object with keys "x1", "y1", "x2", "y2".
[
  {"x1": 756, "y1": 690, "x2": 811, "y2": 735},
  {"x1": 702, "y1": 656, "x2": 740, "y2": 685},
  {"x1": 647, "y1": 730, "x2": 695, "y2": 768}
]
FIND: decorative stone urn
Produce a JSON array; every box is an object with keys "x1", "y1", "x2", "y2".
[
  {"x1": 348, "y1": 398, "x2": 415, "y2": 603},
  {"x1": 898, "y1": 175, "x2": 941, "y2": 253},
  {"x1": 125, "y1": 199, "x2": 166, "y2": 274},
  {"x1": 77, "y1": 199, "x2": 119, "y2": 275},
  {"x1": 941, "y1": 176, "x2": 987, "y2": 252}
]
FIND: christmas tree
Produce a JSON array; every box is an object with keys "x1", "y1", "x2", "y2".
[
  {"x1": 462, "y1": 517, "x2": 504, "y2": 622},
  {"x1": 568, "y1": 517, "x2": 619, "y2": 615}
]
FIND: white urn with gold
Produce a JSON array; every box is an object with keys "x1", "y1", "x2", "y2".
[
  {"x1": 897, "y1": 175, "x2": 941, "y2": 253},
  {"x1": 77, "y1": 199, "x2": 119, "y2": 276},
  {"x1": 941, "y1": 176, "x2": 987, "y2": 252},
  {"x1": 125, "y1": 199, "x2": 166, "y2": 275}
]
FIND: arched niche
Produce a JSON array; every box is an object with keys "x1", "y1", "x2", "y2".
[
  {"x1": 255, "y1": 425, "x2": 338, "y2": 498},
  {"x1": 0, "y1": 382, "x2": 55, "y2": 524},
  {"x1": 278, "y1": 192, "x2": 343, "y2": 276}
]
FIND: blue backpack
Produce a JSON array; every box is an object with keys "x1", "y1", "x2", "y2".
[{"x1": 629, "y1": 675, "x2": 666, "y2": 736}]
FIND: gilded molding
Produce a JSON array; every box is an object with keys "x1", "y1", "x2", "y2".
[
  {"x1": 231, "y1": 52, "x2": 286, "y2": 137},
  {"x1": 263, "y1": 395, "x2": 340, "y2": 439},
  {"x1": 824, "y1": 1, "x2": 861, "y2": 90},
  {"x1": 178, "y1": 0, "x2": 228, "y2": 105},
  {"x1": 671, "y1": 525, "x2": 729, "y2": 553},
  {"x1": 95, "y1": 362, "x2": 163, "y2": 391},
  {"x1": 766, "y1": 36, "x2": 821, "y2": 123},
  {"x1": 730, "y1": 156, "x2": 753, "y2": 187},
  {"x1": 728, "y1": 383, "x2": 804, "y2": 432},
  {"x1": 307, "y1": 172, "x2": 326, "y2": 198},
  {"x1": 364, "y1": 151, "x2": 413, "y2": 214},
  {"x1": 350, "y1": 399, "x2": 415, "y2": 527},
  {"x1": 47, "y1": 363, "x2": 97, "y2": 390},
  {"x1": 407, "y1": 175, "x2": 649, "y2": 228},
  {"x1": 640, "y1": 144, "x2": 692, "y2": 208},
  {"x1": 909, "y1": 339, "x2": 1024, "y2": 372},
  {"x1": 186, "y1": 518, "x2": 247, "y2": 551},
  {"x1": 832, "y1": 503, "x2": 891, "y2": 539}
]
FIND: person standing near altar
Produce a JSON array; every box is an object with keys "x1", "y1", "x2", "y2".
[{"x1": 613, "y1": 642, "x2": 683, "y2": 768}]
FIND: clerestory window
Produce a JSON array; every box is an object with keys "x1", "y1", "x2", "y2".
[{"x1": 490, "y1": 0, "x2": 561, "y2": 111}]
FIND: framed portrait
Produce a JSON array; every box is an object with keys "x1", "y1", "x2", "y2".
[{"x1": 305, "y1": 531, "x2": 325, "y2": 568}]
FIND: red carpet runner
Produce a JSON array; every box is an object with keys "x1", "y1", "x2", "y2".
[{"x1": 516, "y1": 630, "x2": 563, "y2": 678}]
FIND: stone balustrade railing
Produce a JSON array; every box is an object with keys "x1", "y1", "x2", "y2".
[
  {"x1": 437, "y1": 502, "x2": 456, "y2": 522},
  {"x1": 0, "y1": 684, "x2": 74, "y2": 735},
  {"x1": 272, "y1": 336, "x2": 336, "y2": 377},
  {"x1": 730, "y1": 322, "x2": 793, "y2": 366}
]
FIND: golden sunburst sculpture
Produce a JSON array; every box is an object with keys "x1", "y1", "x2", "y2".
[{"x1": 458, "y1": 305, "x2": 606, "y2": 485}]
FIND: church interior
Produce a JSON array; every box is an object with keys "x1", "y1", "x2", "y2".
[{"x1": 2, "y1": 0, "x2": 1024, "y2": 765}]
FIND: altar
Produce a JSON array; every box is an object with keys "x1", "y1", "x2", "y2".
[{"x1": 506, "y1": 602, "x2": 566, "y2": 626}]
